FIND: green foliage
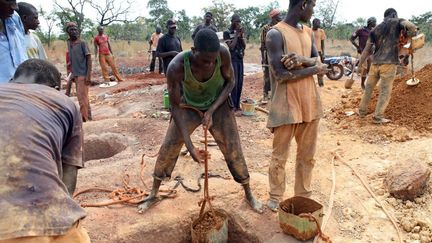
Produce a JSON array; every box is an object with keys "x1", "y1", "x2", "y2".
[
  {"x1": 235, "y1": 7, "x2": 260, "y2": 40},
  {"x1": 146, "y1": 0, "x2": 174, "y2": 31},
  {"x1": 410, "y1": 11, "x2": 432, "y2": 42},
  {"x1": 105, "y1": 21, "x2": 150, "y2": 42},
  {"x1": 314, "y1": 0, "x2": 340, "y2": 28},
  {"x1": 325, "y1": 22, "x2": 355, "y2": 40},
  {"x1": 54, "y1": 7, "x2": 94, "y2": 35},
  {"x1": 203, "y1": 0, "x2": 235, "y2": 31},
  {"x1": 175, "y1": 10, "x2": 192, "y2": 41}
]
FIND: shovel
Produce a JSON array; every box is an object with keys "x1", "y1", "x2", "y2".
[{"x1": 405, "y1": 53, "x2": 420, "y2": 86}]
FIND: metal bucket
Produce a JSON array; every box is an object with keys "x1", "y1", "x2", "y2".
[
  {"x1": 241, "y1": 99, "x2": 256, "y2": 116},
  {"x1": 191, "y1": 209, "x2": 228, "y2": 243},
  {"x1": 278, "y1": 196, "x2": 324, "y2": 241}
]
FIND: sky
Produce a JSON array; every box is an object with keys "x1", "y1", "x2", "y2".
[{"x1": 29, "y1": 0, "x2": 428, "y2": 32}]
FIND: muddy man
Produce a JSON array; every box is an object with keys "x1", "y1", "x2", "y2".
[{"x1": 138, "y1": 29, "x2": 263, "y2": 213}]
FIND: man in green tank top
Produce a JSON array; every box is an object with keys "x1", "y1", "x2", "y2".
[{"x1": 138, "y1": 29, "x2": 263, "y2": 213}]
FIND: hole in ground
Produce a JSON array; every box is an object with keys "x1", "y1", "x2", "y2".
[
  {"x1": 83, "y1": 133, "x2": 127, "y2": 161},
  {"x1": 116, "y1": 211, "x2": 260, "y2": 243}
]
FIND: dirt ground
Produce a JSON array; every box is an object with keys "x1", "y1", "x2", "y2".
[{"x1": 71, "y1": 58, "x2": 432, "y2": 243}]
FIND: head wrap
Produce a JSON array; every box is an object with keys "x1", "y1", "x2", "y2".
[
  {"x1": 269, "y1": 9, "x2": 281, "y2": 18},
  {"x1": 65, "y1": 22, "x2": 77, "y2": 32}
]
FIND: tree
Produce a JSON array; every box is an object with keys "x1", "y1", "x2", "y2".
[
  {"x1": 175, "y1": 10, "x2": 192, "y2": 41},
  {"x1": 203, "y1": 0, "x2": 235, "y2": 31},
  {"x1": 54, "y1": 0, "x2": 88, "y2": 32},
  {"x1": 314, "y1": 0, "x2": 340, "y2": 28},
  {"x1": 54, "y1": 8, "x2": 94, "y2": 38},
  {"x1": 235, "y1": 6, "x2": 260, "y2": 40},
  {"x1": 38, "y1": 8, "x2": 58, "y2": 47},
  {"x1": 146, "y1": 0, "x2": 174, "y2": 31},
  {"x1": 89, "y1": 0, "x2": 134, "y2": 26},
  {"x1": 410, "y1": 11, "x2": 432, "y2": 42}
]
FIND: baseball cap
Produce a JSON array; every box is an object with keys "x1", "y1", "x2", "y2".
[{"x1": 166, "y1": 19, "x2": 177, "y2": 29}]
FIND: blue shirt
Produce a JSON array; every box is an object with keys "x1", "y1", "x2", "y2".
[{"x1": 0, "y1": 12, "x2": 27, "y2": 84}]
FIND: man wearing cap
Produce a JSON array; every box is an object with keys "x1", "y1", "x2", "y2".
[
  {"x1": 0, "y1": 0, "x2": 27, "y2": 83},
  {"x1": 312, "y1": 18, "x2": 326, "y2": 87},
  {"x1": 260, "y1": 9, "x2": 282, "y2": 104},
  {"x1": 156, "y1": 19, "x2": 182, "y2": 75},
  {"x1": 94, "y1": 25, "x2": 124, "y2": 82},
  {"x1": 149, "y1": 26, "x2": 163, "y2": 74},
  {"x1": 64, "y1": 22, "x2": 93, "y2": 122},
  {"x1": 350, "y1": 17, "x2": 377, "y2": 89},
  {"x1": 223, "y1": 14, "x2": 246, "y2": 114},
  {"x1": 191, "y1": 12, "x2": 217, "y2": 40}
]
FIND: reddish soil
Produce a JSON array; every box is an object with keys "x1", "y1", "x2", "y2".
[{"x1": 332, "y1": 64, "x2": 432, "y2": 133}]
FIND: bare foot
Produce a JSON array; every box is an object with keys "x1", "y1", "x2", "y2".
[
  {"x1": 267, "y1": 199, "x2": 279, "y2": 212},
  {"x1": 246, "y1": 194, "x2": 263, "y2": 214},
  {"x1": 138, "y1": 196, "x2": 159, "y2": 212}
]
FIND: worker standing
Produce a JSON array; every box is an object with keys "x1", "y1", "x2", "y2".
[
  {"x1": 0, "y1": 0, "x2": 27, "y2": 83},
  {"x1": 16, "y1": 2, "x2": 47, "y2": 60},
  {"x1": 358, "y1": 8, "x2": 417, "y2": 124},
  {"x1": 65, "y1": 22, "x2": 93, "y2": 122},
  {"x1": 156, "y1": 19, "x2": 182, "y2": 75},
  {"x1": 312, "y1": 18, "x2": 326, "y2": 87},
  {"x1": 94, "y1": 26, "x2": 124, "y2": 82},
  {"x1": 223, "y1": 14, "x2": 246, "y2": 115},
  {"x1": 149, "y1": 26, "x2": 163, "y2": 74},
  {"x1": 0, "y1": 59, "x2": 89, "y2": 243},
  {"x1": 350, "y1": 17, "x2": 377, "y2": 90},
  {"x1": 265, "y1": 0, "x2": 328, "y2": 211}
]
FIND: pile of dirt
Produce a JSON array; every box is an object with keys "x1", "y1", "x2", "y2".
[{"x1": 333, "y1": 64, "x2": 432, "y2": 133}]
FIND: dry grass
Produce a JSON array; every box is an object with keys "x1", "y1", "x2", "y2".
[{"x1": 45, "y1": 39, "x2": 431, "y2": 71}]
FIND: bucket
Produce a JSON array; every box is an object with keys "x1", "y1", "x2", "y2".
[
  {"x1": 163, "y1": 90, "x2": 170, "y2": 109},
  {"x1": 191, "y1": 209, "x2": 229, "y2": 243},
  {"x1": 278, "y1": 196, "x2": 324, "y2": 241},
  {"x1": 240, "y1": 98, "x2": 256, "y2": 116}
]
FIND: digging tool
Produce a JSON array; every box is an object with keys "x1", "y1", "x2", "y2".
[{"x1": 404, "y1": 33, "x2": 425, "y2": 86}]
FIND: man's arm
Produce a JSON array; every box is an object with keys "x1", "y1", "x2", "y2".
[
  {"x1": 107, "y1": 37, "x2": 113, "y2": 54},
  {"x1": 260, "y1": 27, "x2": 267, "y2": 63},
  {"x1": 156, "y1": 38, "x2": 179, "y2": 58},
  {"x1": 358, "y1": 38, "x2": 373, "y2": 71},
  {"x1": 266, "y1": 29, "x2": 326, "y2": 84},
  {"x1": 62, "y1": 164, "x2": 78, "y2": 195},
  {"x1": 93, "y1": 37, "x2": 98, "y2": 57},
  {"x1": 350, "y1": 30, "x2": 360, "y2": 52},
  {"x1": 223, "y1": 30, "x2": 238, "y2": 50},
  {"x1": 202, "y1": 46, "x2": 235, "y2": 127},
  {"x1": 61, "y1": 106, "x2": 84, "y2": 195}
]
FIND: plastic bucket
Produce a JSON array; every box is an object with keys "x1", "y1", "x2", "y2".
[
  {"x1": 241, "y1": 99, "x2": 256, "y2": 116},
  {"x1": 278, "y1": 196, "x2": 324, "y2": 241},
  {"x1": 191, "y1": 209, "x2": 228, "y2": 243}
]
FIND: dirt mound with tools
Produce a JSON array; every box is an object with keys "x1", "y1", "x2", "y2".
[{"x1": 334, "y1": 64, "x2": 432, "y2": 133}]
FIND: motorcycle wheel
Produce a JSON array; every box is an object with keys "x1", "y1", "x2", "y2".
[
  {"x1": 344, "y1": 62, "x2": 354, "y2": 76},
  {"x1": 326, "y1": 64, "x2": 344, "y2": 80}
]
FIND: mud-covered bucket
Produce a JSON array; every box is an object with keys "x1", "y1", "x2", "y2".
[
  {"x1": 278, "y1": 196, "x2": 324, "y2": 241},
  {"x1": 191, "y1": 209, "x2": 228, "y2": 243},
  {"x1": 241, "y1": 98, "x2": 256, "y2": 116}
]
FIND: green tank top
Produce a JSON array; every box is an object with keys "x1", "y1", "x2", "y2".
[{"x1": 182, "y1": 51, "x2": 224, "y2": 110}]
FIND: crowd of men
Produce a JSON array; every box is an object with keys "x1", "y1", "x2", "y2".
[{"x1": 0, "y1": 0, "x2": 418, "y2": 241}]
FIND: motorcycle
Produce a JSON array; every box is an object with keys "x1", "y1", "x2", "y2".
[{"x1": 323, "y1": 56, "x2": 357, "y2": 80}]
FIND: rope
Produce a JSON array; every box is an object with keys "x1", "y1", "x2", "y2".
[
  {"x1": 179, "y1": 104, "x2": 216, "y2": 217},
  {"x1": 299, "y1": 213, "x2": 332, "y2": 243},
  {"x1": 333, "y1": 152, "x2": 403, "y2": 243},
  {"x1": 73, "y1": 151, "x2": 178, "y2": 207}
]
